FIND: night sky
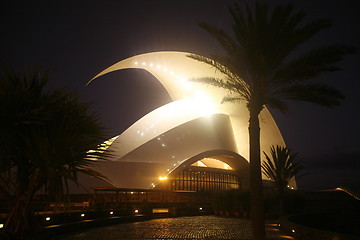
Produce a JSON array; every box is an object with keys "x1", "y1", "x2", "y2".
[{"x1": 1, "y1": 0, "x2": 360, "y2": 192}]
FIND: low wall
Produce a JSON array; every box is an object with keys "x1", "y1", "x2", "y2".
[{"x1": 280, "y1": 215, "x2": 359, "y2": 240}]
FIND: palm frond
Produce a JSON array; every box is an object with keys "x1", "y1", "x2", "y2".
[
  {"x1": 275, "y1": 83, "x2": 345, "y2": 107},
  {"x1": 273, "y1": 45, "x2": 357, "y2": 85},
  {"x1": 187, "y1": 54, "x2": 251, "y2": 100},
  {"x1": 262, "y1": 145, "x2": 304, "y2": 192}
]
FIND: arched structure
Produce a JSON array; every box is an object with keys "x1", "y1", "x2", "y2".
[{"x1": 89, "y1": 51, "x2": 294, "y2": 190}]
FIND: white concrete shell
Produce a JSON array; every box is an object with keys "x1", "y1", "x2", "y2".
[{"x1": 89, "y1": 51, "x2": 289, "y2": 189}]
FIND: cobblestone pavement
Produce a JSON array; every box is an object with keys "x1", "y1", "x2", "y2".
[{"x1": 53, "y1": 215, "x2": 289, "y2": 240}]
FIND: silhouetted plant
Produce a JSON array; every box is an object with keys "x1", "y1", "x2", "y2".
[
  {"x1": 188, "y1": 1, "x2": 355, "y2": 239},
  {"x1": 0, "y1": 65, "x2": 109, "y2": 239},
  {"x1": 262, "y1": 145, "x2": 305, "y2": 215},
  {"x1": 262, "y1": 145, "x2": 304, "y2": 193}
]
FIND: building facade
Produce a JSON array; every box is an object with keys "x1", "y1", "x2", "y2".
[{"x1": 89, "y1": 51, "x2": 294, "y2": 191}]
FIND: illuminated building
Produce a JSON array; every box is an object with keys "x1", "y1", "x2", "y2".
[{"x1": 88, "y1": 51, "x2": 295, "y2": 191}]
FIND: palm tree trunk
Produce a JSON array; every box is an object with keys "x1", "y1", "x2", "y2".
[
  {"x1": 3, "y1": 194, "x2": 41, "y2": 239},
  {"x1": 249, "y1": 110, "x2": 266, "y2": 240}
]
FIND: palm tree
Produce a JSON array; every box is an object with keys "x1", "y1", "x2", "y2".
[
  {"x1": 187, "y1": 2, "x2": 356, "y2": 239},
  {"x1": 262, "y1": 145, "x2": 304, "y2": 215},
  {"x1": 0, "y1": 65, "x2": 109, "y2": 239}
]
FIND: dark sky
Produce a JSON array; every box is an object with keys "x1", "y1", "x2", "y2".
[{"x1": 1, "y1": 0, "x2": 360, "y2": 192}]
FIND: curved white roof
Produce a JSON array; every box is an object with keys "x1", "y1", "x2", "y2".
[{"x1": 89, "y1": 51, "x2": 289, "y2": 188}]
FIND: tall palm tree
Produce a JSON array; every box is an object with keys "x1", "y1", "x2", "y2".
[
  {"x1": 262, "y1": 145, "x2": 304, "y2": 215},
  {"x1": 188, "y1": 2, "x2": 356, "y2": 239},
  {"x1": 0, "y1": 65, "x2": 109, "y2": 239}
]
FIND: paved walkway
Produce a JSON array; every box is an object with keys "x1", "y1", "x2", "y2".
[{"x1": 52, "y1": 216, "x2": 294, "y2": 240}]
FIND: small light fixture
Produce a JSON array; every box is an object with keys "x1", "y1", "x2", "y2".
[
  {"x1": 81, "y1": 213, "x2": 85, "y2": 217},
  {"x1": 292, "y1": 229, "x2": 295, "y2": 233},
  {"x1": 0, "y1": 224, "x2": 4, "y2": 228},
  {"x1": 199, "y1": 207, "x2": 202, "y2": 210},
  {"x1": 110, "y1": 211, "x2": 114, "y2": 215},
  {"x1": 134, "y1": 209, "x2": 139, "y2": 213},
  {"x1": 45, "y1": 217, "x2": 51, "y2": 221}
]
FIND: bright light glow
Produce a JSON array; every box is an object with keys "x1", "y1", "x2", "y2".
[
  {"x1": 81, "y1": 213, "x2": 85, "y2": 217},
  {"x1": 190, "y1": 91, "x2": 216, "y2": 116},
  {"x1": 142, "y1": 62, "x2": 146, "y2": 66},
  {"x1": 130, "y1": 192, "x2": 134, "y2": 194},
  {"x1": 159, "y1": 176, "x2": 168, "y2": 181},
  {"x1": 291, "y1": 229, "x2": 295, "y2": 233},
  {"x1": 191, "y1": 158, "x2": 233, "y2": 170},
  {"x1": 180, "y1": 77, "x2": 192, "y2": 91},
  {"x1": 279, "y1": 235, "x2": 295, "y2": 240},
  {"x1": 193, "y1": 160, "x2": 207, "y2": 167},
  {"x1": 152, "y1": 208, "x2": 169, "y2": 213},
  {"x1": 0, "y1": 224, "x2": 3, "y2": 228},
  {"x1": 199, "y1": 207, "x2": 202, "y2": 210},
  {"x1": 134, "y1": 209, "x2": 139, "y2": 213},
  {"x1": 45, "y1": 217, "x2": 51, "y2": 221},
  {"x1": 134, "y1": 61, "x2": 138, "y2": 65},
  {"x1": 110, "y1": 211, "x2": 114, "y2": 215}
]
